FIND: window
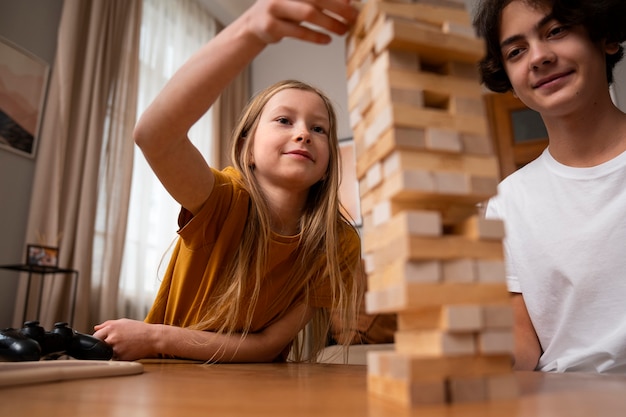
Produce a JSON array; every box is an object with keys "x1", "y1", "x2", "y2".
[{"x1": 117, "y1": 0, "x2": 217, "y2": 318}]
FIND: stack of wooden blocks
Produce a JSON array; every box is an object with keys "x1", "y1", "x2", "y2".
[{"x1": 345, "y1": 0, "x2": 519, "y2": 406}]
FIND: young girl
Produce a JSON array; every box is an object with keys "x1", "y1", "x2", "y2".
[
  {"x1": 93, "y1": 0, "x2": 363, "y2": 363},
  {"x1": 474, "y1": 0, "x2": 626, "y2": 372}
]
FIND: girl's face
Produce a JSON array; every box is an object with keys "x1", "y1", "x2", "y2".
[
  {"x1": 250, "y1": 88, "x2": 331, "y2": 195},
  {"x1": 499, "y1": 1, "x2": 615, "y2": 118}
]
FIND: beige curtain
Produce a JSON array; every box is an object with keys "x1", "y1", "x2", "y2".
[{"x1": 15, "y1": 0, "x2": 142, "y2": 332}]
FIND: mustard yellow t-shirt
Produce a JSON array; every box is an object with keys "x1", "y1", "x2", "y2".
[{"x1": 145, "y1": 167, "x2": 360, "y2": 333}]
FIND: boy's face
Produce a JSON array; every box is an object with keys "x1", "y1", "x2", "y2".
[{"x1": 499, "y1": 0, "x2": 614, "y2": 118}]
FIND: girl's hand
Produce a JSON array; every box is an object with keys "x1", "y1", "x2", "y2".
[
  {"x1": 243, "y1": 0, "x2": 359, "y2": 45},
  {"x1": 94, "y1": 319, "x2": 161, "y2": 361}
]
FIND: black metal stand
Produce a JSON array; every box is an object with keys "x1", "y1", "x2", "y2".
[{"x1": 0, "y1": 264, "x2": 78, "y2": 325}]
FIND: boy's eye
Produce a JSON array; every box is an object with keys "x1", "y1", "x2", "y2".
[
  {"x1": 504, "y1": 46, "x2": 524, "y2": 61},
  {"x1": 547, "y1": 25, "x2": 567, "y2": 38}
]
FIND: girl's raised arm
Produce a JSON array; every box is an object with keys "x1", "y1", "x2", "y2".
[{"x1": 132, "y1": 0, "x2": 357, "y2": 214}]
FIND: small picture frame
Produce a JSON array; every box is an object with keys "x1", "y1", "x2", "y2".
[{"x1": 26, "y1": 244, "x2": 59, "y2": 268}]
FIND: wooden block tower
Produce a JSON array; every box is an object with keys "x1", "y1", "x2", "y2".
[{"x1": 345, "y1": 0, "x2": 518, "y2": 406}]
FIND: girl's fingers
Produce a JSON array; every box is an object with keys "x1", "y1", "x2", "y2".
[{"x1": 249, "y1": 0, "x2": 358, "y2": 44}]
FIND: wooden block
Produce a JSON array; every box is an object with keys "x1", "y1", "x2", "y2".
[
  {"x1": 370, "y1": 1, "x2": 471, "y2": 27},
  {"x1": 397, "y1": 304, "x2": 482, "y2": 332},
  {"x1": 461, "y1": 132, "x2": 494, "y2": 155},
  {"x1": 366, "y1": 349, "x2": 391, "y2": 377},
  {"x1": 374, "y1": 16, "x2": 485, "y2": 66},
  {"x1": 354, "y1": 126, "x2": 427, "y2": 174},
  {"x1": 346, "y1": 12, "x2": 386, "y2": 77},
  {"x1": 368, "y1": 234, "x2": 503, "y2": 268},
  {"x1": 391, "y1": 99, "x2": 489, "y2": 142},
  {"x1": 363, "y1": 252, "x2": 375, "y2": 275},
  {"x1": 366, "y1": 235, "x2": 503, "y2": 274},
  {"x1": 363, "y1": 209, "x2": 442, "y2": 253},
  {"x1": 346, "y1": 60, "x2": 362, "y2": 96},
  {"x1": 442, "y1": 258, "x2": 476, "y2": 283},
  {"x1": 365, "y1": 288, "x2": 388, "y2": 314},
  {"x1": 411, "y1": 0, "x2": 467, "y2": 11},
  {"x1": 442, "y1": 20, "x2": 478, "y2": 39},
  {"x1": 386, "y1": 352, "x2": 513, "y2": 380},
  {"x1": 447, "y1": 376, "x2": 488, "y2": 403},
  {"x1": 358, "y1": 176, "x2": 370, "y2": 197},
  {"x1": 482, "y1": 304, "x2": 514, "y2": 329},
  {"x1": 363, "y1": 106, "x2": 393, "y2": 149},
  {"x1": 391, "y1": 208, "x2": 442, "y2": 235},
  {"x1": 378, "y1": 149, "x2": 500, "y2": 182},
  {"x1": 352, "y1": 73, "x2": 376, "y2": 119},
  {"x1": 359, "y1": 190, "x2": 479, "y2": 227},
  {"x1": 349, "y1": 105, "x2": 363, "y2": 130},
  {"x1": 352, "y1": 119, "x2": 366, "y2": 152},
  {"x1": 452, "y1": 216, "x2": 506, "y2": 241},
  {"x1": 451, "y1": 96, "x2": 487, "y2": 118},
  {"x1": 388, "y1": 49, "x2": 421, "y2": 71},
  {"x1": 366, "y1": 281, "x2": 509, "y2": 313},
  {"x1": 391, "y1": 87, "x2": 424, "y2": 107},
  {"x1": 388, "y1": 63, "x2": 484, "y2": 102},
  {"x1": 433, "y1": 171, "x2": 470, "y2": 195},
  {"x1": 367, "y1": 373, "x2": 447, "y2": 406},
  {"x1": 425, "y1": 128, "x2": 462, "y2": 152},
  {"x1": 367, "y1": 258, "x2": 441, "y2": 292},
  {"x1": 363, "y1": 168, "x2": 496, "y2": 212},
  {"x1": 444, "y1": 60, "x2": 481, "y2": 80},
  {"x1": 347, "y1": 62, "x2": 372, "y2": 113},
  {"x1": 371, "y1": 200, "x2": 393, "y2": 226},
  {"x1": 475, "y1": 259, "x2": 506, "y2": 283},
  {"x1": 476, "y1": 329, "x2": 514, "y2": 355},
  {"x1": 365, "y1": 161, "x2": 383, "y2": 190},
  {"x1": 469, "y1": 175, "x2": 499, "y2": 198},
  {"x1": 395, "y1": 329, "x2": 476, "y2": 356},
  {"x1": 358, "y1": 98, "x2": 488, "y2": 146}
]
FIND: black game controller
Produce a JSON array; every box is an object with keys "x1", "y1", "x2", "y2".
[
  {"x1": 0, "y1": 321, "x2": 113, "y2": 362},
  {"x1": 0, "y1": 328, "x2": 41, "y2": 361}
]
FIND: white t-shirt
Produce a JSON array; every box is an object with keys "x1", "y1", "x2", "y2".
[{"x1": 486, "y1": 148, "x2": 626, "y2": 373}]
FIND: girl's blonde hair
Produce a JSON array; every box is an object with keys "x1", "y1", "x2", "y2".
[{"x1": 191, "y1": 80, "x2": 362, "y2": 362}]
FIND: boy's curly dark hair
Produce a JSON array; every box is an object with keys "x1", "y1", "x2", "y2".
[{"x1": 473, "y1": 0, "x2": 626, "y2": 93}]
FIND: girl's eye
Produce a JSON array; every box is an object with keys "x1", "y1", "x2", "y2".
[
  {"x1": 312, "y1": 126, "x2": 326, "y2": 134},
  {"x1": 277, "y1": 117, "x2": 290, "y2": 124}
]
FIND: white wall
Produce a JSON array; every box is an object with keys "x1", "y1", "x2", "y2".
[{"x1": 0, "y1": 0, "x2": 63, "y2": 328}]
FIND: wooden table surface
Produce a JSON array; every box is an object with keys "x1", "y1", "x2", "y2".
[{"x1": 1, "y1": 361, "x2": 625, "y2": 416}]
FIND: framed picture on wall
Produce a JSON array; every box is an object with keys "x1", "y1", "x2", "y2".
[
  {"x1": 0, "y1": 36, "x2": 50, "y2": 158},
  {"x1": 338, "y1": 137, "x2": 362, "y2": 227}
]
